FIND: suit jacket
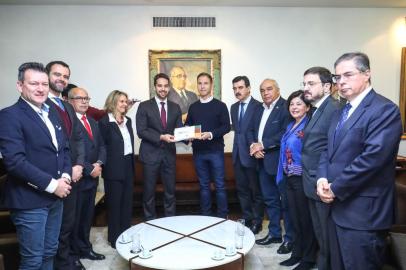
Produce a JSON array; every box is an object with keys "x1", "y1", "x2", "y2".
[
  {"x1": 231, "y1": 97, "x2": 262, "y2": 168},
  {"x1": 247, "y1": 97, "x2": 291, "y2": 175},
  {"x1": 0, "y1": 98, "x2": 71, "y2": 209},
  {"x1": 167, "y1": 88, "x2": 198, "y2": 114},
  {"x1": 136, "y1": 98, "x2": 182, "y2": 164},
  {"x1": 98, "y1": 114, "x2": 135, "y2": 181},
  {"x1": 302, "y1": 96, "x2": 340, "y2": 200},
  {"x1": 46, "y1": 98, "x2": 85, "y2": 167},
  {"x1": 317, "y1": 89, "x2": 402, "y2": 230},
  {"x1": 77, "y1": 115, "x2": 106, "y2": 191}
]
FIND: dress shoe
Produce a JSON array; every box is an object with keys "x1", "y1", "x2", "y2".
[
  {"x1": 73, "y1": 259, "x2": 86, "y2": 270},
  {"x1": 80, "y1": 250, "x2": 106, "y2": 260},
  {"x1": 293, "y1": 262, "x2": 315, "y2": 270},
  {"x1": 279, "y1": 256, "x2": 301, "y2": 266},
  {"x1": 250, "y1": 223, "x2": 262, "y2": 234},
  {"x1": 277, "y1": 241, "x2": 293, "y2": 254},
  {"x1": 255, "y1": 234, "x2": 282, "y2": 245}
]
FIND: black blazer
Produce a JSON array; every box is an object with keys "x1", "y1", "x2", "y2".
[
  {"x1": 302, "y1": 96, "x2": 340, "y2": 200},
  {"x1": 77, "y1": 115, "x2": 106, "y2": 191},
  {"x1": 98, "y1": 114, "x2": 135, "y2": 181},
  {"x1": 136, "y1": 98, "x2": 182, "y2": 165}
]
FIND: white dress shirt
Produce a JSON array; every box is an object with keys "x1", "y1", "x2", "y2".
[
  {"x1": 108, "y1": 113, "x2": 133, "y2": 155},
  {"x1": 257, "y1": 96, "x2": 280, "y2": 143}
]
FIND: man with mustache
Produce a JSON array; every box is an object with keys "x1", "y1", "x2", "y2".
[
  {"x1": 136, "y1": 73, "x2": 182, "y2": 220},
  {"x1": 45, "y1": 61, "x2": 86, "y2": 270},
  {"x1": 230, "y1": 76, "x2": 263, "y2": 234}
]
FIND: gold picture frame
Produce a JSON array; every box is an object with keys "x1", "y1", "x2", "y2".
[{"x1": 399, "y1": 48, "x2": 406, "y2": 139}]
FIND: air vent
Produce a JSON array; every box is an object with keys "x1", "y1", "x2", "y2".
[{"x1": 153, "y1": 17, "x2": 216, "y2": 28}]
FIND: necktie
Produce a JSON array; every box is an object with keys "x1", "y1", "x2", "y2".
[
  {"x1": 160, "y1": 102, "x2": 167, "y2": 129},
  {"x1": 335, "y1": 103, "x2": 352, "y2": 134},
  {"x1": 81, "y1": 114, "x2": 93, "y2": 140},
  {"x1": 53, "y1": 97, "x2": 65, "y2": 111},
  {"x1": 238, "y1": 102, "x2": 246, "y2": 129}
]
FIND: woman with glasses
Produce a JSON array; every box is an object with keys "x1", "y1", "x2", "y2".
[
  {"x1": 277, "y1": 90, "x2": 317, "y2": 270},
  {"x1": 98, "y1": 90, "x2": 135, "y2": 248}
]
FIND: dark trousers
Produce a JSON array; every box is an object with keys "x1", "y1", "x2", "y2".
[
  {"x1": 309, "y1": 199, "x2": 330, "y2": 270},
  {"x1": 193, "y1": 151, "x2": 228, "y2": 218},
  {"x1": 104, "y1": 156, "x2": 134, "y2": 247},
  {"x1": 258, "y1": 168, "x2": 293, "y2": 242},
  {"x1": 328, "y1": 216, "x2": 388, "y2": 270},
  {"x1": 142, "y1": 157, "x2": 176, "y2": 221},
  {"x1": 71, "y1": 183, "x2": 97, "y2": 257},
  {"x1": 286, "y1": 175, "x2": 317, "y2": 263},
  {"x1": 233, "y1": 157, "x2": 263, "y2": 225},
  {"x1": 55, "y1": 184, "x2": 78, "y2": 270}
]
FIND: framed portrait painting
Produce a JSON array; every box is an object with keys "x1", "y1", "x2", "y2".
[
  {"x1": 149, "y1": 50, "x2": 221, "y2": 121},
  {"x1": 399, "y1": 48, "x2": 406, "y2": 139}
]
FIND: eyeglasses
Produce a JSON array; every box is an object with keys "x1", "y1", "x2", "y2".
[
  {"x1": 70, "y1": 97, "x2": 91, "y2": 102},
  {"x1": 301, "y1": 81, "x2": 321, "y2": 88},
  {"x1": 332, "y1": 71, "x2": 365, "y2": 83},
  {"x1": 172, "y1": 74, "x2": 187, "y2": 79}
]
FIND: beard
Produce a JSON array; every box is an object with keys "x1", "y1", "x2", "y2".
[{"x1": 49, "y1": 81, "x2": 65, "y2": 93}]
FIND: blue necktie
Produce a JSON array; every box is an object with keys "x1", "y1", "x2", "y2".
[
  {"x1": 53, "y1": 97, "x2": 65, "y2": 111},
  {"x1": 335, "y1": 103, "x2": 352, "y2": 134},
  {"x1": 238, "y1": 102, "x2": 246, "y2": 129}
]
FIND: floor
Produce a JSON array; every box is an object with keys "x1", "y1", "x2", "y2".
[{"x1": 83, "y1": 220, "x2": 299, "y2": 270}]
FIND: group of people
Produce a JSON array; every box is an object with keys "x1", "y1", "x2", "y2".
[{"x1": 0, "y1": 51, "x2": 402, "y2": 270}]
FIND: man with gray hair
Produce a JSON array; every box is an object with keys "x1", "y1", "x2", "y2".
[
  {"x1": 248, "y1": 79, "x2": 294, "y2": 254},
  {"x1": 317, "y1": 52, "x2": 402, "y2": 269}
]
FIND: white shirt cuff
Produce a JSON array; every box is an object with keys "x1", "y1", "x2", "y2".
[
  {"x1": 45, "y1": 178, "x2": 58, "y2": 193},
  {"x1": 62, "y1": 173, "x2": 71, "y2": 182},
  {"x1": 317, "y1": 177, "x2": 328, "y2": 186},
  {"x1": 208, "y1": 132, "x2": 213, "y2": 140}
]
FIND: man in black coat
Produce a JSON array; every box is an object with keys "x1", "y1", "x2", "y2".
[
  {"x1": 68, "y1": 87, "x2": 107, "y2": 264},
  {"x1": 136, "y1": 73, "x2": 182, "y2": 220}
]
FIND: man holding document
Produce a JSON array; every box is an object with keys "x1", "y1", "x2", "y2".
[
  {"x1": 136, "y1": 73, "x2": 183, "y2": 220},
  {"x1": 185, "y1": 72, "x2": 231, "y2": 218}
]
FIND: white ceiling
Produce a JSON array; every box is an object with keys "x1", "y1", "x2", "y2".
[{"x1": 1, "y1": 0, "x2": 406, "y2": 7}]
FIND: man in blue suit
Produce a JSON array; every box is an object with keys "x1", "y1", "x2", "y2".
[
  {"x1": 230, "y1": 76, "x2": 263, "y2": 234},
  {"x1": 0, "y1": 62, "x2": 72, "y2": 270},
  {"x1": 248, "y1": 78, "x2": 293, "y2": 254},
  {"x1": 317, "y1": 52, "x2": 402, "y2": 270}
]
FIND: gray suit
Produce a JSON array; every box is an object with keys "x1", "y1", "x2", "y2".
[
  {"x1": 167, "y1": 88, "x2": 198, "y2": 115},
  {"x1": 302, "y1": 96, "x2": 340, "y2": 270},
  {"x1": 136, "y1": 98, "x2": 182, "y2": 220}
]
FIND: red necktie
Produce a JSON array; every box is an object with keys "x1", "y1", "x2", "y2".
[
  {"x1": 160, "y1": 102, "x2": 167, "y2": 129},
  {"x1": 81, "y1": 115, "x2": 93, "y2": 140}
]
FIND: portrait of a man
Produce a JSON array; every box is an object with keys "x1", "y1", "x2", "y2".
[{"x1": 167, "y1": 66, "x2": 199, "y2": 121}]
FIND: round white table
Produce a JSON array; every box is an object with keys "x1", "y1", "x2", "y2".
[{"x1": 116, "y1": 215, "x2": 255, "y2": 270}]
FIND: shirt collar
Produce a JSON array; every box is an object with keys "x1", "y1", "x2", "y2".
[
  {"x1": 76, "y1": 112, "x2": 85, "y2": 120},
  {"x1": 263, "y1": 96, "x2": 280, "y2": 109},
  {"x1": 155, "y1": 96, "x2": 167, "y2": 106},
  {"x1": 21, "y1": 97, "x2": 49, "y2": 113},
  {"x1": 348, "y1": 86, "x2": 372, "y2": 109},
  {"x1": 108, "y1": 112, "x2": 127, "y2": 125},
  {"x1": 313, "y1": 94, "x2": 330, "y2": 109},
  {"x1": 240, "y1": 95, "x2": 252, "y2": 104},
  {"x1": 200, "y1": 96, "x2": 213, "y2": 103}
]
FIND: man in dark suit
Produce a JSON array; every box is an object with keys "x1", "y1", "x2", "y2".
[
  {"x1": 0, "y1": 62, "x2": 72, "y2": 269},
  {"x1": 248, "y1": 78, "x2": 293, "y2": 254},
  {"x1": 136, "y1": 73, "x2": 182, "y2": 220},
  {"x1": 230, "y1": 76, "x2": 263, "y2": 234},
  {"x1": 167, "y1": 66, "x2": 198, "y2": 122},
  {"x1": 317, "y1": 52, "x2": 402, "y2": 270},
  {"x1": 45, "y1": 61, "x2": 86, "y2": 270},
  {"x1": 300, "y1": 67, "x2": 340, "y2": 270},
  {"x1": 68, "y1": 87, "x2": 106, "y2": 263}
]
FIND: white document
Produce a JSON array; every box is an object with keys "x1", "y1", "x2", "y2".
[{"x1": 174, "y1": 125, "x2": 201, "y2": 141}]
